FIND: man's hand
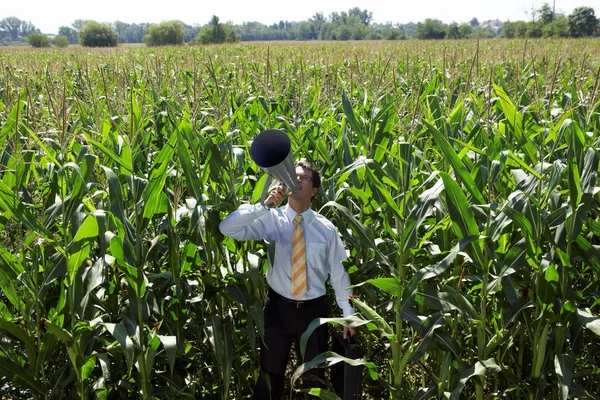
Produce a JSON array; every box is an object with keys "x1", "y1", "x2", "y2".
[
  {"x1": 343, "y1": 326, "x2": 356, "y2": 339},
  {"x1": 264, "y1": 185, "x2": 285, "y2": 208}
]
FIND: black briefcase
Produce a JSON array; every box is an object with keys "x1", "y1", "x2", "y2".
[{"x1": 330, "y1": 332, "x2": 363, "y2": 399}]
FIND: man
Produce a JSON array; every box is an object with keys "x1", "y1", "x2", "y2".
[{"x1": 219, "y1": 160, "x2": 356, "y2": 400}]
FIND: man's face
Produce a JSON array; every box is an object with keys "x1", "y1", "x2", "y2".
[{"x1": 290, "y1": 166, "x2": 318, "y2": 201}]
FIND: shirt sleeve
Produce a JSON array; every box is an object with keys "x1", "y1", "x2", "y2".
[
  {"x1": 328, "y1": 228, "x2": 354, "y2": 317},
  {"x1": 219, "y1": 202, "x2": 275, "y2": 241}
]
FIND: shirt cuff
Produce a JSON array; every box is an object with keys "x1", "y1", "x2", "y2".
[
  {"x1": 342, "y1": 305, "x2": 355, "y2": 318},
  {"x1": 253, "y1": 202, "x2": 270, "y2": 215}
]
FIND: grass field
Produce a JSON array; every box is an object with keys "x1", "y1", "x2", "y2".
[{"x1": 0, "y1": 38, "x2": 599, "y2": 399}]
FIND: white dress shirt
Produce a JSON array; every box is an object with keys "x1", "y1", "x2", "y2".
[{"x1": 219, "y1": 202, "x2": 354, "y2": 317}]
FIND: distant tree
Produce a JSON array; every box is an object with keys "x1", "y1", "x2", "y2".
[
  {"x1": 144, "y1": 21, "x2": 184, "y2": 46},
  {"x1": 72, "y1": 20, "x2": 92, "y2": 31},
  {"x1": 351, "y1": 22, "x2": 368, "y2": 39},
  {"x1": 0, "y1": 17, "x2": 24, "y2": 39},
  {"x1": 310, "y1": 12, "x2": 325, "y2": 37},
  {"x1": 458, "y1": 24, "x2": 473, "y2": 38},
  {"x1": 527, "y1": 21, "x2": 543, "y2": 37},
  {"x1": 470, "y1": 17, "x2": 479, "y2": 27},
  {"x1": 568, "y1": 7, "x2": 598, "y2": 37},
  {"x1": 538, "y1": 3, "x2": 555, "y2": 25},
  {"x1": 54, "y1": 35, "x2": 69, "y2": 47},
  {"x1": 337, "y1": 25, "x2": 352, "y2": 40},
  {"x1": 330, "y1": 11, "x2": 348, "y2": 25},
  {"x1": 348, "y1": 7, "x2": 373, "y2": 26},
  {"x1": 113, "y1": 22, "x2": 150, "y2": 43},
  {"x1": 319, "y1": 23, "x2": 333, "y2": 40},
  {"x1": 58, "y1": 26, "x2": 78, "y2": 44},
  {"x1": 447, "y1": 22, "x2": 460, "y2": 39},
  {"x1": 415, "y1": 19, "x2": 447, "y2": 39},
  {"x1": 296, "y1": 21, "x2": 313, "y2": 40},
  {"x1": 20, "y1": 21, "x2": 39, "y2": 36},
  {"x1": 182, "y1": 24, "x2": 201, "y2": 42},
  {"x1": 193, "y1": 16, "x2": 240, "y2": 44},
  {"x1": 542, "y1": 15, "x2": 568, "y2": 37},
  {"x1": 384, "y1": 27, "x2": 402, "y2": 40},
  {"x1": 79, "y1": 21, "x2": 118, "y2": 47},
  {"x1": 514, "y1": 20, "x2": 529, "y2": 37},
  {"x1": 26, "y1": 33, "x2": 50, "y2": 47},
  {"x1": 502, "y1": 21, "x2": 516, "y2": 38}
]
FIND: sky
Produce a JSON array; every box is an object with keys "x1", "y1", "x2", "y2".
[{"x1": 3, "y1": 0, "x2": 599, "y2": 34}]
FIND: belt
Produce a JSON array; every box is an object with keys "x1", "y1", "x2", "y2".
[{"x1": 268, "y1": 288, "x2": 325, "y2": 308}]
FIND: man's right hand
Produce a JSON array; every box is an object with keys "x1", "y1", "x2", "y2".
[{"x1": 264, "y1": 185, "x2": 285, "y2": 208}]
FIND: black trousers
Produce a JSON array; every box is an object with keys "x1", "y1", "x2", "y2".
[{"x1": 252, "y1": 289, "x2": 329, "y2": 400}]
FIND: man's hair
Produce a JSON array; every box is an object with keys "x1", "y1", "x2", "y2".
[{"x1": 296, "y1": 160, "x2": 321, "y2": 192}]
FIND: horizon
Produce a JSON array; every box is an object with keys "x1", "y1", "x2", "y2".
[{"x1": 2, "y1": 0, "x2": 598, "y2": 35}]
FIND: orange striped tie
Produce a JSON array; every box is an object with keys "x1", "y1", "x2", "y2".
[{"x1": 291, "y1": 215, "x2": 307, "y2": 299}]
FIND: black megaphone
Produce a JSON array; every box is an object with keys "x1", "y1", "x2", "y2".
[{"x1": 250, "y1": 129, "x2": 299, "y2": 207}]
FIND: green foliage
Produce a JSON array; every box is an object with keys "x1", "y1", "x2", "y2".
[
  {"x1": 143, "y1": 20, "x2": 185, "y2": 46},
  {"x1": 447, "y1": 23, "x2": 460, "y2": 39},
  {"x1": 538, "y1": 3, "x2": 555, "y2": 25},
  {"x1": 568, "y1": 6, "x2": 599, "y2": 37},
  {"x1": 0, "y1": 16, "x2": 40, "y2": 45},
  {"x1": 415, "y1": 18, "x2": 447, "y2": 39},
  {"x1": 542, "y1": 15, "x2": 568, "y2": 37},
  {"x1": 78, "y1": 21, "x2": 118, "y2": 47},
  {"x1": 58, "y1": 26, "x2": 78, "y2": 44},
  {"x1": 26, "y1": 33, "x2": 51, "y2": 48},
  {"x1": 53, "y1": 35, "x2": 69, "y2": 47},
  {"x1": 0, "y1": 39, "x2": 600, "y2": 399},
  {"x1": 193, "y1": 15, "x2": 239, "y2": 44}
]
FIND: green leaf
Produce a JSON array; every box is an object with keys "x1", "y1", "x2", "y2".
[
  {"x1": 177, "y1": 130, "x2": 204, "y2": 201},
  {"x1": 341, "y1": 89, "x2": 366, "y2": 150},
  {"x1": 555, "y1": 353, "x2": 574, "y2": 400},
  {"x1": 440, "y1": 172, "x2": 485, "y2": 269},
  {"x1": 158, "y1": 335, "x2": 177, "y2": 377},
  {"x1": 352, "y1": 277, "x2": 399, "y2": 297},
  {"x1": 67, "y1": 214, "x2": 98, "y2": 285},
  {"x1": 85, "y1": 133, "x2": 133, "y2": 174},
  {"x1": 403, "y1": 177, "x2": 444, "y2": 253},
  {"x1": 81, "y1": 355, "x2": 96, "y2": 382},
  {"x1": 299, "y1": 316, "x2": 371, "y2": 358},
  {"x1": 142, "y1": 160, "x2": 170, "y2": 221},
  {"x1": 401, "y1": 236, "x2": 479, "y2": 311},
  {"x1": 105, "y1": 323, "x2": 135, "y2": 374},
  {"x1": 352, "y1": 298, "x2": 393, "y2": 335},
  {"x1": 506, "y1": 152, "x2": 542, "y2": 180},
  {"x1": 440, "y1": 172, "x2": 480, "y2": 240},
  {"x1": 425, "y1": 121, "x2": 485, "y2": 204},
  {"x1": 410, "y1": 312, "x2": 446, "y2": 362},
  {"x1": 0, "y1": 181, "x2": 64, "y2": 254},
  {"x1": 0, "y1": 257, "x2": 26, "y2": 315},
  {"x1": 449, "y1": 358, "x2": 501, "y2": 400},
  {"x1": 575, "y1": 308, "x2": 600, "y2": 336},
  {"x1": 0, "y1": 354, "x2": 46, "y2": 394},
  {"x1": 45, "y1": 320, "x2": 73, "y2": 343},
  {"x1": 291, "y1": 351, "x2": 375, "y2": 391},
  {"x1": 493, "y1": 84, "x2": 538, "y2": 165},
  {"x1": 301, "y1": 388, "x2": 341, "y2": 400},
  {"x1": 206, "y1": 316, "x2": 234, "y2": 397}
]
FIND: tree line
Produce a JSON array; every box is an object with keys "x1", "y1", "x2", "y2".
[{"x1": 1, "y1": 4, "x2": 598, "y2": 47}]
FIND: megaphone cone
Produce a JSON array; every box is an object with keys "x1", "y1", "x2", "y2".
[{"x1": 250, "y1": 129, "x2": 299, "y2": 195}]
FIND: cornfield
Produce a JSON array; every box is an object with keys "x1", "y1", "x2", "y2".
[{"x1": 0, "y1": 38, "x2": 600, "y2": 399}]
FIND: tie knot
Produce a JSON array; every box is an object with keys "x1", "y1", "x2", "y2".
[{"x1": 294, "y1": 215, "x2": 303, "y2": 224}]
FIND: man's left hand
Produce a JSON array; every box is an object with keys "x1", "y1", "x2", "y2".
[{"x1": 343, "y1": 326, "x2": 356, "y2": 339}]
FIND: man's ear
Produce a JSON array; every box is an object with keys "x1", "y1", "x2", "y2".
[{"x1": 311, "y1": 187, "x2": 318, "y2": 198}]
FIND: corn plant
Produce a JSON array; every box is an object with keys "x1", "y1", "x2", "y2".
[{"x1": 0, "y1": 40, "x2": 599, "y2": 399}]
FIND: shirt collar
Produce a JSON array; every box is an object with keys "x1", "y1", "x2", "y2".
[{"x1": 284, "y1": 204, "x2": 314, "y2": 223}]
